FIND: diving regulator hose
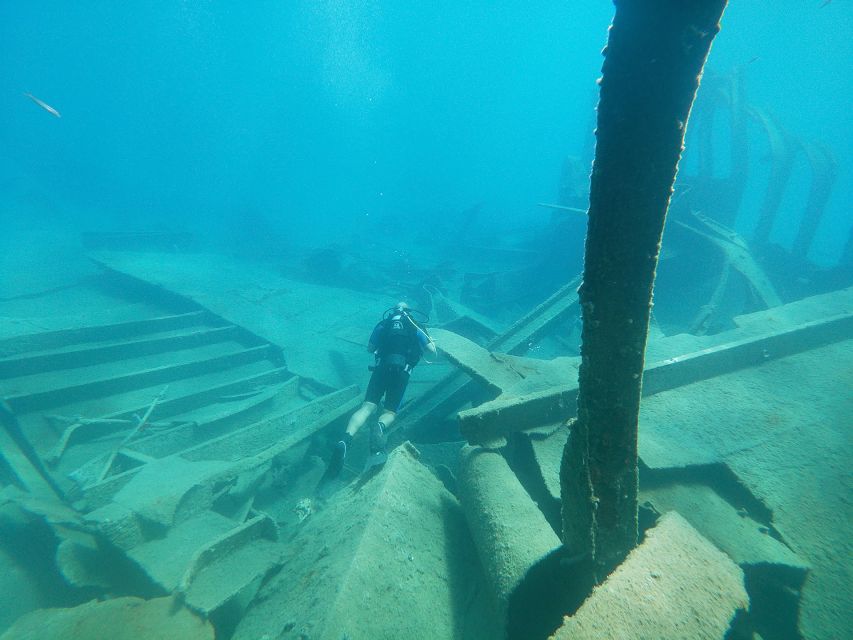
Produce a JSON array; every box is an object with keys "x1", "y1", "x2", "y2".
[{"x1": 403, "y1": 311, "x2": 437, "y2": 363}]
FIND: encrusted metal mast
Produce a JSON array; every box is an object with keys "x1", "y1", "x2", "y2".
[{"x1": 560, "y1": 0, "x2": 729, "y2": 581}]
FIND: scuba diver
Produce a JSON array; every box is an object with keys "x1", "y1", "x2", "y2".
[{"x1": 327, "y1": 302, "x2": 436, "y2": 477}]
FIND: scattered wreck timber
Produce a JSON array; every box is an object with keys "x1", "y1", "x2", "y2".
[
  {"x1": 559, "y1": 0, "x2": 729, "y2": 580},
  {"x1": 456, "y1": 284, "x2": 852, "y2": 446},
  {"x1": 76, "y1": 390, "x2": 359, "y2": 617},
  {"x1": 46, "y1": 372, "x2": 293, "y2": 466},
  {"x1": 423, "y1": 283, "x2": 501, "y2": 340},
  {"x1": 639, "y1": 483, "x2": 808, "y2": 638},
  {"x1": 393, "y1": 276, "x2": 580, "y2": 440},
  {"x1": 675, "y1": 211, "x2": 782, "y2": 308},
  {"x1": 80, "y1": 384, "x2": 359, "y2": 510},
  {"x1": 689, "y1": 260, "x2": 731, "y2": 335},
  {"x1": 95, "y1": 386, "x2": 168, "y2": 482},
  {"x1": 1, "y1": 308, "x2": 288, "y2": 479},
  {"x1": 0, "y1": 402, "x2": 65, "y2": 499},
  {"x1": 431, "y1": 329, "x2": 530, "y2": 395},
  {"x1": 495, "y1": 275, "x2": 582, "y2": 356},
  {"x1": 0, "y1": 324, "x2": 241, "y2": 380},
  {"x1": 176, "y1": 513, "x2": 282, "y2": 617},
  {"x1": 549, "y1": 512, "x2": 748, "y2": 640},
  {"x1": 507, "y1": 422, "x2": 809, "y2": 638}
]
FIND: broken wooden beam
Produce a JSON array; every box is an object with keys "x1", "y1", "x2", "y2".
[
  {"x1": 178, "y1": 514, "x2": 282, "y2": 618},
  {"x1": 393, "y1": 277, "x2": 580, "y2": 440},
  {"x1": 457, "y1": 285, "x2": 853, "y2": 446},
  {"x1": 46, "y1": 372, "x2": 294, "y2": 465},
  {"x1": 431, "y1": 328, "x2": 528, "y2": 394},
  {"x1": 0, "y1": 402, "x2": 65, "y2": 499},
  {"x1": 641, "y1": 483, "x2": 808, "y2": 639},
  {"x1": 460, "y1": 385, "x2": 576, "y2": 448},
  {"x1": 79, "y1": 385, "x2": 359, "y2": 510},
  {"x1": 675, "y1": 212, "x2": 782, "y2": 308},
  {"x1": 95, "y1": 386, "x2": 168, "y2": 483}
]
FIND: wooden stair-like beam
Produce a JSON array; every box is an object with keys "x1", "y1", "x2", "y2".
[
  {"x1": 0, "y1": 325, "x2": 242, "y2": 379},
  {"x1": 0, "y1": 311, "x2": 212, "y2": 358},
  {"x1": 4, "y1": 345, "x2": 277, "y2": 414},
  {"x1": 560, "y1": 0, "x2": 729, "y2": 582}
]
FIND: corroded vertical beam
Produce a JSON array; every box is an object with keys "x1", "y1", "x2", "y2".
[
  {"x1": 792, "y1": 142, "x2": 837, "y2": 260},
  {"x1": 750, "y1": 108, "x2": 794, "y2": 246},
  {"x1": 560, "y1": 0, "x2": 728, "y2": 581}
]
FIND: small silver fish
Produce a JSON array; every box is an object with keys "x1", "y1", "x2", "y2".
[{"x1": 24, "y1": 92, "x2": 61, "y2": 118}]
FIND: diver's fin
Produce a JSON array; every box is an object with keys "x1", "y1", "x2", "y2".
[{"x1": 363, "y1": 450, "x2": 387, "y2": 473}]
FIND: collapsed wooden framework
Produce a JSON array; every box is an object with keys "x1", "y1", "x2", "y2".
[{"x1": 2, "y1": 2, "x2": 850, "y2": 639}]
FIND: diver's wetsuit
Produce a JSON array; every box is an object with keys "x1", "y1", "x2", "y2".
[{"x1": 365, "y1": 311, "x2": 430, "y2": 412}]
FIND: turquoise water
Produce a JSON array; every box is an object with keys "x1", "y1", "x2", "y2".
[
  {"x1": 2, "y1": 3, "x2": 850, "y2": 261},
  {"x1": 1, "y1": 3, "x2": 851, "y2": 640}
]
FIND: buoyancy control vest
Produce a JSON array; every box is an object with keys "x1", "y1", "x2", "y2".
[{"x1": 377, "y1": 312, "x2": 421, "y2": 369}]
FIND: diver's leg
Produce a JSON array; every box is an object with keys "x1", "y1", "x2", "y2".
[
  {"x1": 346, "y1": 401, "x2": 377, "y2": 437},
  {"x1": 377, "y1": 409, "x2": 396, "y2": 431},
  {"x1": 327, "y1": 400, "x2": 378, "y2": 478},
  {"x1": 369, "y1": 409, "x2": 395, "y2": 455},
  {"x1": 370, "y1": 369, "x2": 409, "y2": 456}
]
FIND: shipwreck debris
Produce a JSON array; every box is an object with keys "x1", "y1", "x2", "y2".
[
  {"x1": 0, "y1": 595, "x2": 214, "y2": 640},
  {"x1": 549, "y1": 512, "x2": 748, "y2": 640},
  {"x1": 232, "y1": 445, "x2": 499, "y2": 640},
  {"x1": 560, "y1": 0, "x2": 729, "y2": 581},
  {"x1": 95, "y1": 385, "x2": 168, "y2": 483},
  {"x1": 459, "y1": 445, "x2": 579, "y2": 639}
]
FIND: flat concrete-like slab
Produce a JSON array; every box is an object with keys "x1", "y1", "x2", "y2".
[
  {"x1": 639, "y1": 338, "x2": 853, "y2": 639},
  {"x1": 550, "y1": 512, "x2": 747, "y2": 640}
]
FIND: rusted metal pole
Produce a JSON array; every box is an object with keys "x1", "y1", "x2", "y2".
[{"x1": 560, "y1": 0, "x2": 729, "y2": 582}]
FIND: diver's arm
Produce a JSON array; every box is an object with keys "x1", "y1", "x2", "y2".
[{"x1": 416, "y1": 327, "x2": 437, "y2": 355}]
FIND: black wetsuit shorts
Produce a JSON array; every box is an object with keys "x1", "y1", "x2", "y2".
[{"x1": 365, "y1": 364, "x2": 410, "y2": 412}]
